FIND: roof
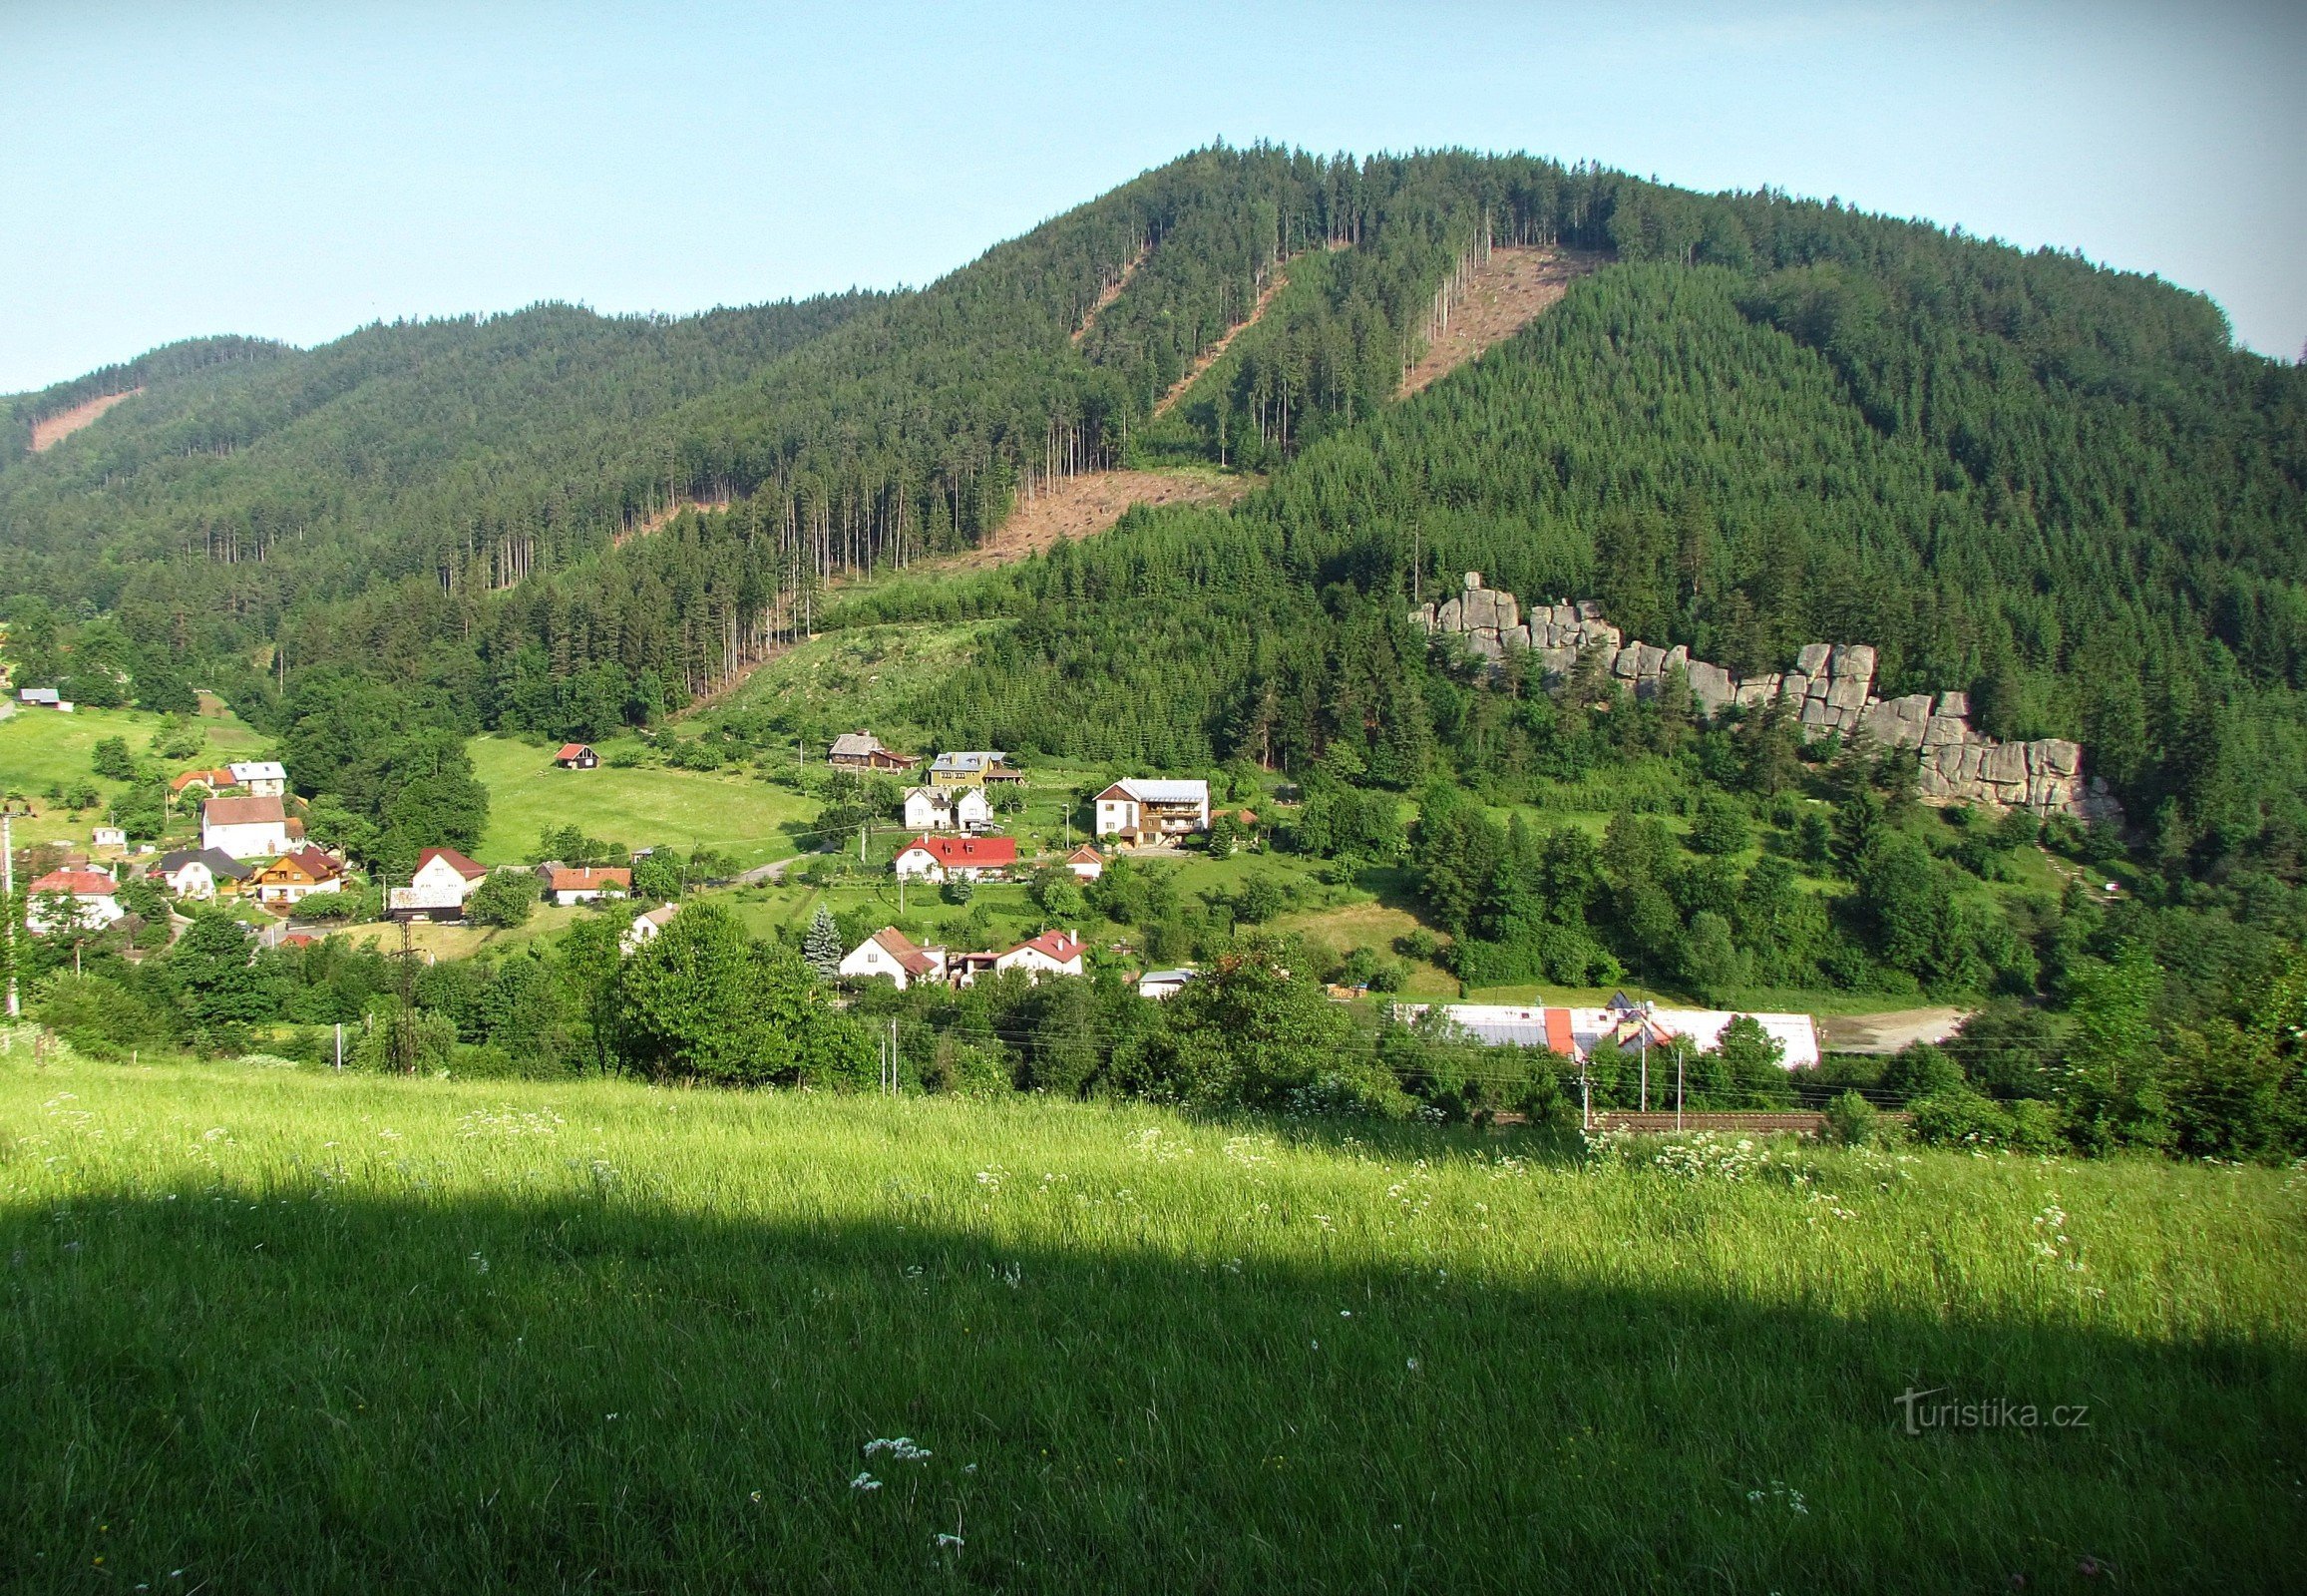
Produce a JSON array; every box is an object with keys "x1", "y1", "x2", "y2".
[
  {"x1": 274, "y1": 845, "x2": 342, "y2": 880},
  {"x1": 898, "y1": 834, "x2": 1017, "y2": 867},
  {"x1": 829, "y1": 732, "x2": 887, "y2": 757},
  {"x1": 1065, "y1": 845, "x2": 1103, "y2": 863},
  {"x1": 1003, "y1": 929, "x2": 1086, "y2": 965},
  {"x1": 555, "y1": 743, "x2": 593, "y2": 761},
  {"x1": 1098, "y1": 779, "x2": 1210, "y2": 804},
  {"x1": 171, "y1": 767, "x2": 234, "y2": 792},
  {"x1": 929, "y1": 750, "x2": 1006, "y2": 773},
  {"x1": 29, "y1": 869, "x2": 116, "y2": 896},
  {"x1": 228, "y1": 761, "x2": 286, "y2": 782},
  {"x1": 869, "y1": 927, "x2": 941, "y2": 978},
  {"x1": 1139, "y1": 968, "x2": 1196, "y2": 985},
  {"x1": 416, "y1": 845, "x2": 488, "y2": 881},
  {"x1": 157, "y1": 847, "x2": 251, "y2": 880},
  {"x1": 637, "y1": 904, "x2": 680, "y2": 930},
  {"x1": 548, "y1": 865, "x2": 630, "y2": 891},
  {"x1": 18, "y1": 686, "x2": 59, "y2": 704},
  {"x1": 203, "y1": 794, "x2": 286, "y2": 827}
]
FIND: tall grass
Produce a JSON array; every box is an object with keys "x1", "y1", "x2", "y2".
[{"x1": 3, "y1": 1052, "x2": 2301, "y2": 1591}]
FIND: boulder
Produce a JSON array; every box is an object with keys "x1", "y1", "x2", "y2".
[
  {"x1": 1552, "y1": 603, "x2": 1579, "y2": 628},
  {"x1": 1826, "y1": 676, "x2": 1870, "y2": 712},
  {"x1": 1936, "y1": 690, "x2": 1970, "y2": 719},
  {"x1": 1437, "y1": 598, "x2": 1462, "y2": 631},
  {"x1": 1687, "y1": 660, "x2": 1735, "y2": 714},
  {"x1": 2034, "y1": 738, "x2": 2082, "y2": 776},
  {"x1": 1538, "y1": 647, "x2": 1579, "y2": 678},
  {"x1": 1662, "y1": 644, "x2": 1690, "y2": 675},
  {"x1": 1503, "y1": 625, "x2": 1530, "y2": 651},
  {"x1": 1578, "y1": 598, "x2": 1605, "y2": 620},
  {"x1": 1613, "y1": 646, "x2": 1641, "y2": 679},
  {"x1": 1779, "y1": 674, "x2": 1811, "y2": 703},
  {"x1": 1410, "y1": 603, "x2": 1435, "y2": 632},
  {"x1": 1463, "y1": 571, "x2": 1484, "y2": 591},
  {"x1": 1831, "y1": 643, "x2": 1878, "y2": 681},
  {"x1": 1983, "y1": 742, "x2": 2027, "y2": 785},
  {"x1": 1634, "y1": 642, "x2": 1666, "y2": 676},
  {"x1": 1923, "y1": 714, "x2": 1967, "y2": 748},
  {"x1": 1918, "y1": 764, "x2": 1953, "y2": 798},
  {"x1": 1800, "y1": 697, "x2": 1833, "y2": 729},
  {"x1": 1796, "y1": 642, "x2": 1833, "y2": 676}
]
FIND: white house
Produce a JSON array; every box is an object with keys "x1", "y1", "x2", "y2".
[
  {"x1": 838, "y1": 927, "x2": 949, "y2": 990},
  {"x1": 1137, "y1": 968, "x2": 1196, "y2": 1000},
  {"x1": 903, "y1": 785, "x2": 992, "y2": 833},
  {"x1": 891, "y1": 834, "x2": 1017, "y2": 884},
  {"x1": 91, "y1": 826, "x2": 127, "y2": 850},
  {"x1": 201, "y1": 794, "x2": 288, "y2": 860},
  {"x1": 387, "y1": 846, "x2": 490, "y2": 920},
  {"x1": 228, "y1": 760, "x2": 288, "y2": 797},
  {"x1": 547, "y1": 865, "x2": 630, "y2": 906},
  {"x1": 1063, "y1": 845, "x2": 1105, "y2": 881},
  {"x1": 1092, "y1": 779, "x2": 1211, "y2": 845},
  {"x1": 25, "y1": 869, "x2": 124, "y2": 935},
  {"x1": 993, "y1": 930, "x2": 1087, "y2": 981},
  {"x1": 621, "y1": 902, "x2": 680, "y2": 955},
  {"x1": 154, "y1": 847, "x2": 249, "y2": 900}
]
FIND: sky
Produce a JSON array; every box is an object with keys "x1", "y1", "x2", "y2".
[{"x1": 2, "y1": 0, "x2": 2301, "y2": 393}]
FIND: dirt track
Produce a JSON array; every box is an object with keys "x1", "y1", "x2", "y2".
[{"x1": 1816, "y1": 1007, "x2": 1970, "y2": 1055}]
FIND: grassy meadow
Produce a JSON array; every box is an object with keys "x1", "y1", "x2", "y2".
[
  {"x1": 4, "y1": 1046, "x2": 2301, "y2": 1591},
  {"x1": 465, "y1": 736, "x2": 818, "y2": 871},
  {"x1": 0, "y1": 703, "x2": 264, "y2": 851}
]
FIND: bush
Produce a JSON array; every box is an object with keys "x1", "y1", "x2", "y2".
[
  {"x1": 467, "y1": 869, "x2": 539, "y2": 928},
  {"x1": 1821, "y1": 1090, "x2": 1881, "y2": 1146},
  {"x1": 1906, "y1": 1085, "x2": 2062, "y2": 1150},
  {"x1": 941, "y1": 876, "x2": 974, "y2": 906}
]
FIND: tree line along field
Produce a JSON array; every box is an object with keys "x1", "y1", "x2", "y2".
[{"x1": 3, "y1": 1048, "x2": 2300, "y2": 1591}]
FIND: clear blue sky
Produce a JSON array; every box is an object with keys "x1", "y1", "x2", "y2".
[{"x1": 3, "y1": 0, "x2": 2300, "y2": 393}]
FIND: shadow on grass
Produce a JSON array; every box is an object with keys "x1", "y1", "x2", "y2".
[{"x1": 3, "y1": 1189, "x2": 2299, "y2": 1593}]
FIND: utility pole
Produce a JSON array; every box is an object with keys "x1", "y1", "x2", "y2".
[
  {"x1": 2, "y1": 810, "x2": 16, "y2": 1018},
  {"x1": 1579, "y1": 1058, "x2": 1591, "y2": 1131},
  {"x1": 1676, "y1": 1052, "x2": 1685, "y2": 1132},
  {"x1": 859, "y1": 822, "x2": 867, "y2": 863},
  {"x1": 396, "y1": 887, "x2": 418, "y2": 1075},
  {"x1": 1639, "y1": 1026, "x2": 1649, "y2": 1114}
]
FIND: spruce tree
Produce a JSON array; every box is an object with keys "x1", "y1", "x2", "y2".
[{"x1": 804, "y1": 905, "x2": 843, "y2": 980}]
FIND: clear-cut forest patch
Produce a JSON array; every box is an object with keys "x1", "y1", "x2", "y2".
[
  {"x1": 1401, "y1": 246, "x2": 1603, "y2": 395},
  {"x1": 28, "y1": 387, "x2": 141, "y2": 451}
]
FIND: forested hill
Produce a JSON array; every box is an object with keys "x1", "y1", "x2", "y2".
[
  {"x1": 0, "y1": 291, "x2": 879, "y2": 627},
  {"x1": 0, "y1": 147, "x2": 1619, "y2": 711},
  {"x1": 6, "y1": 143, "x2": 2303, "y2": 862},
  {"x1": 851, "y1": 202, "x2": 2307, "y2": 865}
]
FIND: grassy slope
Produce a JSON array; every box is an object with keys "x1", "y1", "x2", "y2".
[
  {"x1": 709, "y1": 619, "x2": 1005, "y2": 743},
  {"x1": 466, "y1": 736, "x2": 818, "y2": 871},
  {"x1": 0, "y1": 704, "x2": 264, "y2": 850},
  {"x1": 3, "y1": 1052, "x2": 2299, "y2": 1591}
]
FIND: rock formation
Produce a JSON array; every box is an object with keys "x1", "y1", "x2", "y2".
[{"x1": 1413, "y1": 573, "x2": 2119, "y2": 823}]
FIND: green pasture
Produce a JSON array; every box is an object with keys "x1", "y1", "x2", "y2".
[
  {"x1": 0, "y1": 703, "x2": 262, "y2": 850},
  {"x1": 711, "y1": 619, "x2": 1004, "y2": 740},
  {"x1": 465, "y1": 736, "x2": 819, "y2": 871},
  {"x1": 3, "y1": 1050, "x2": 2300, "y2": 1591}
]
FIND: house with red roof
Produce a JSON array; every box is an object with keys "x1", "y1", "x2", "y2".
[
  {"x1": 388, "y1": 846, "x2": 491, "y2": 920},
  {"x1": 993, "y1": 929, "x2": 1087, "y2": 980},
  {"x1": 548, "y1": 865, "x2": 630, "y2": 906},
  {"x1": 838, "y1": 926, "x2": 950, "y2": 990},
  {"x1": 556, "y1": 743, "x2": 599, "y2": 769},
  {"x1": 25, "y1": 868, "x2": 124, "y2": 935},
  {"x1": 1063, "y1": 844, "x2": 1105, "y2": 881},
  {"x1": 892, "y1": 833, "x2": 1016, "y2": 884}
]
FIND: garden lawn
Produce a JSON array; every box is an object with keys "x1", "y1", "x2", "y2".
[
  {"x1": 3, "y1": 1051, "x2": 2301, "y2": 1592},
  {"x1": 466, "y1": 736, "x2": 818, "y2": 871}
]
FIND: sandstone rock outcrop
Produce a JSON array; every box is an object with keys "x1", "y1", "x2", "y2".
[{"x1": 1413, "y1": 574, "x2": 2120, "y2": 823}]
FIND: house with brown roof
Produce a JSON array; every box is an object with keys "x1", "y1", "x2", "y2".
[
  {"x1": 201, "y1": 794, "x2": 288, "y2": 859},
  {"x1": 387, "y1": 846, "x2": 490, "y2": 920},
  {"x1": 828, "y1": 731, "x2": 921, "y2": 772},
  {"x1": 838, "y1": 927, "x2": 949, "y2": 990},
  {"x1": 249, "y1": 845, "x2": 346, "y2": 908},
  {"x1": 171, "y1": 767, "x2": 235, "y2": 797},
  {"x1": 1063, "y1": 844, "x2": 1105, "y2": 880}
]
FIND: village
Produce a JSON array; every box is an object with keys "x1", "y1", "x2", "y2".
[{"x1": 7, "y1": 694, "x2": 1828, "y2": 1078}]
